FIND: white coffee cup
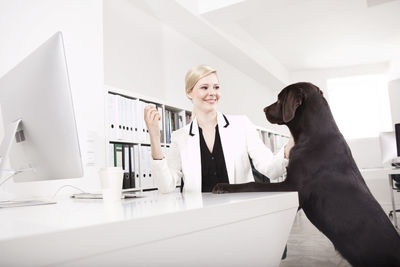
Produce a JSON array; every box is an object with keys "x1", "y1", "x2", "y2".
[{"x1": 99, "y1": 167, "x2": 124, "y2": 202}]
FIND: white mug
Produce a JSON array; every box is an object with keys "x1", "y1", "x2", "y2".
[{"x1": 99, "y1": 167, "x2": 124, "y2": 202}]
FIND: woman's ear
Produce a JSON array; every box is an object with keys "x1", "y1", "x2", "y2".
[
  {"x1": 282, "y1": 89, "x2": 303, "y2": 123},
  {"x1": 187, "y1": 91, "x2": 192, "y2": 100}
]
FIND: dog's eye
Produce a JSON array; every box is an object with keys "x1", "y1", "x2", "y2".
[{"x1": 277, "y1": 99, "x2": 281, "y2": 104}]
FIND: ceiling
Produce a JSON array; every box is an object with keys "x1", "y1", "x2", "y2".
[{"x1": 197, "y1": 0, "x2": 400, "y2": 71}]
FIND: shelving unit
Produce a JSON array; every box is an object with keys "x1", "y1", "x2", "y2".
[
  {"x1": 255, "y1": 126, "x2": 290, "y2": 155},
  {"x1": 106, "y1": 85, "x2": 191, "y2": 192},
  {"x1": 106, "y1": 85, "x2": 289, "y2": 192}
]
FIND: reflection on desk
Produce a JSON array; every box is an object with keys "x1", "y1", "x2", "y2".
[{"x1": 0, "y1": 191, "x2": 298, "y2": 267}]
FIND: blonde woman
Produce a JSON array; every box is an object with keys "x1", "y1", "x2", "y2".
[{"x1": 144, "y1": 65, "x2": 294, "y2": 193}]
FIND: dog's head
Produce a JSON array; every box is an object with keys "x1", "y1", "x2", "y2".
[{"x1": 264, "y1": 82, "x2": 323, "y2": 125}]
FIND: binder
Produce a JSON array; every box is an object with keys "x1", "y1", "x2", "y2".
[
  {"x1": 174, "y1": 112, "x2": 179, "y2": 130},
  {"x1": 169, "y1": 111, "x2": 173, "y2": 135},
  {"x1": 117, "y1": 95, "x2": 124, "y2": 140},
  {"x1": 122, "y1": 97, "x2": 129, "y2": 141},
  {"x1": 146, "y1": 146, "x2": 154, "y2": 188},
  {"x1": 122, "y1": 145, "x2": 130, "y2": 189},
  {"x1": 124, "y1": 96, "x2": 131, "y2": 141},
  {"x1": 178, "y1": 110, "x2": 185, "y2": 128},
  {"x1": 135, "y1": 99, "x2": 144, "y2": 143},
  {"x1": 129, "y1": 98, "x2": 136, "y2": 142},
  {"x1": 132, "y1": 99, "x2": 139, "y2": 143},
  {"x1": 157, "y1": 106, "x2": 164, "y2": 143},
  {"x1": 263, "y1": 132, "x2": 272, "y2": 150},
  {"x1": 130, "y1": 145, "x2": 135, "y2": 188},
  {"x1": 133, "y1": 145, "x2": 140, "y2": 188},
  {"x1": 166, "y1": 110, "x2": 171, "y2": 143},
  {"x1": 145, "y1": 103, "x2": 156, "y2": 144},
  {"x1": 107, "y1": 93, "x2": 118, "y2": 140},
  {"x1": 140, "y1": 145, "x2": 153, "y2": 189},
  {"x1": 119, "y1": 95, "x2": 125, "y2": 140},
  {"x1": 114, "y1": 143, "x2": 123, "y2": 168},
  {"x1": 141, "y1": 101, "x2": 148, "y2": 143},
  {"x1": 140, "y1": 145, "x2": 148, "y2": 189}
]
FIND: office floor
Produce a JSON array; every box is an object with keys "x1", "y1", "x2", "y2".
[{"x1": 280, "y1": 205, "x2": 397, "y2": 267}]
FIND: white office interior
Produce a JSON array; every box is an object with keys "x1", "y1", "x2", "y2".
[{"x1": 0, "y1": 0, "x2": 400, "y2": 266}]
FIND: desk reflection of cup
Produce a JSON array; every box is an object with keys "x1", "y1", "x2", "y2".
[{"x1": 99, "y1": 167, "x2": 124, "y2": 202}]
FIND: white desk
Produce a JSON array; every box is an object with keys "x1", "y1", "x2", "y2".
[{"x1": 0, "y1": 191, "x2": 298, "y2": 267}]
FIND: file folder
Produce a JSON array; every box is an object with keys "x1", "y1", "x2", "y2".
[
  {"x1": 135, "y1": 99, "x2": 144, "y2": 143},
  {"x1": 178, "y1": 110, "x2": 185, "y2": 129},
  {"x1": 146, "y1": 146, "x2": 153, "y2": 188},
  {"x1": 145, "y1": 103, "x2": 156, "y2": 144},
  {"x1": 140, "y1": 145, "x2": 147, "y2": 188},
  {"x1": 133, "y1": 144, "x2": 140, "y2": 188},
  {"x1": 166, "y1": 110, "x2": 171, "y2": 144},
  {"x1": 114, "y1": 143, "x2": 123, "y2": 168},
  {"x1": 121, "y1": 96, "x2": 128, "y2": 141},
  {"x1": 130, "y1": 145, "x2": 136, "y2": 188},
  {"x1": 108, "y1": 93, "x2": 119, "y2": 140},
  {"x1": 129, "y1": 98, "x2": 136, "y2": 142},
  {"x1": 116, "y1": 95, "x2": 124, "y2": 140},
  {"x1": 157, "y1": 106, "x2": 164, "y2": 143},
  {"x1": 122, "y1": 145, "x2": 130, "y2": 189}
]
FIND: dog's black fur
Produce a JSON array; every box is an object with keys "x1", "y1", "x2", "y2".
[{"x1": 212, "y1": 82, "x2": 400, "y2": 266}]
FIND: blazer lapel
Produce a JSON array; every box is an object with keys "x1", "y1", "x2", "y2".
[
  {"x1": 183, "y1": 118, "x2": 201, "y2": 192},
  {"x1": 217, "y1": 112, "x2": 235, "y2": 184}
]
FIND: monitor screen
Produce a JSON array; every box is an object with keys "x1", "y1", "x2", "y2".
[{"x1": 0, "y1": 32, "x2": 83, "y2": 183}]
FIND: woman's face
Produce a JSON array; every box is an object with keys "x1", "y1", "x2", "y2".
[{"x1": 187, "y1": 73, "x2": 220, "y2": 113}]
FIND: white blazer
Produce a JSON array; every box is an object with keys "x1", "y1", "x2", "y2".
[{"x1": 151, "y1": 112, "x2": 288, "y2": 193}]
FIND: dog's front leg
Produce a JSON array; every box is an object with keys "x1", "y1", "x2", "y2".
[{"x1": 212, "y1": 181, "x2": 296, "y2": 194}]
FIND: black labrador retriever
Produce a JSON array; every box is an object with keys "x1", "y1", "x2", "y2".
[{"x1": 212, "y1": 82, "x2": 400, "y2": 267}]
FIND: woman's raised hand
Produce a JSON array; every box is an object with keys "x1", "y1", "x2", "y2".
[{"x1": 144, "y1": 105, "x2": 161, "y2": 137}]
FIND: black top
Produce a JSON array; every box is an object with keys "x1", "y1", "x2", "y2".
[{"x1": 199, "y1": 125, "x2": 229, "y2": 192}]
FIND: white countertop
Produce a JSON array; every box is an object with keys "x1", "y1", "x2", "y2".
[
  {"x1": 0, "y1": 191, "x2": 298, "y2": 241},
  {"x1": 0, "y1": 191, "x2": 298, "y2": 267},
  {"x1": 360, "y1": 167, "x2": 400, "y2": 174}
]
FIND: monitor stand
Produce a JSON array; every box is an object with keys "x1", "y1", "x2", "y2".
[
  {"x1": 0, "y1": 119, "x2": 22, "y2": 180},
  {"x1": 0, "y1": 119, "x2": 56, "y2": 208},
  {"x1": 392, "y1": 157, "x2": 400, "y2": 168}
]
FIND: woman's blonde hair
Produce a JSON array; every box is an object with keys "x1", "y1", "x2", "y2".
[{"x1": 185, "y1": 65, "x2": 218, "y2": 96}]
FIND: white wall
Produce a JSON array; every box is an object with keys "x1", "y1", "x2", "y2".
[
  {"x1": 0, "y1": 0, "x2": 105, "y2": 198},
  {"x1": 291, "y1": 63, "x2": 400, "y2": 206},
  {"x1": 103, "y1": 0, "x2": 289, "y2": 134},
  {"x1": 103, "y1": 0, "x2": 165, "y2": 100},
  {"x1": 389, "y1": 78, "x2": 400, "y2": 124},
  {"x1": 290, "y1": 63, "x2": 390, "y2": 168}
]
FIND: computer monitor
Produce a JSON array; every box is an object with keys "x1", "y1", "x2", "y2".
[
  {"x1": 395, "y1": 123, "x2": 400, "y2": 157},
  {"x1": 379, "y1": 129, "x2": 400, "y2": 167},
  {"x1": 0, "y1": 32, "x2": 83, "y2": 186}
]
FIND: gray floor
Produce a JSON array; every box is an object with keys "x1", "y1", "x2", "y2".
[{"x1": 279, "y1": 205, "x2": 397, "y2": 267}]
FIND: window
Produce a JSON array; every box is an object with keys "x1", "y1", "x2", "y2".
[{"x1": 327, "y1": 74, "x2": 392, "y2": 139}]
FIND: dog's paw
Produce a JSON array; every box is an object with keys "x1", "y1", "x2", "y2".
[{"x1": 212, "y1": 183, "x2": 233, "y2": 194}]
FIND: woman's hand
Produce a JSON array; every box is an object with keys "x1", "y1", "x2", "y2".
[
  {"x1": 284, "y1": 135, "x2": 295, "y2": 159},
  {"x1": 144, "y1": 105, "x2": 161, "y2": 138}
]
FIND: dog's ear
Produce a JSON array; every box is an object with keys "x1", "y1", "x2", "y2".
[{"x1": 282, "y1": 89, "x2": 303, "y2": 123}]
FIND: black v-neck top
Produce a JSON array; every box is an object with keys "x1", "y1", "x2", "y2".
[{"x1": 199, "y1": 125, "x2": 229, "y2": 192}]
